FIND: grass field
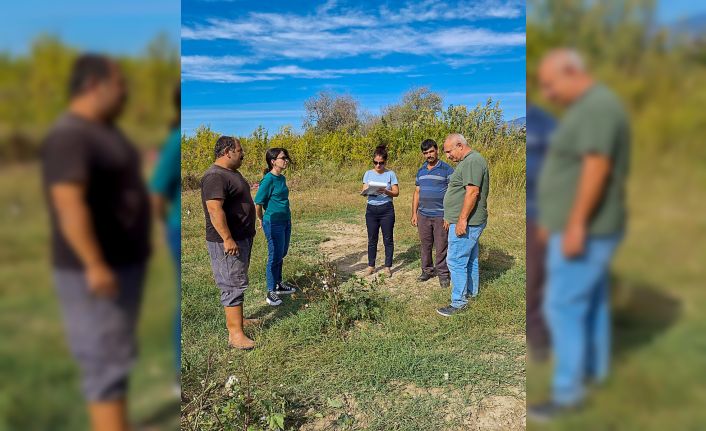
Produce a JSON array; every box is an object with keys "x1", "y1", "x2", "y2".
[
  {"x1": 527, "y1": 152, "x2": 706, "y2": 430},
  {"x1": 181, "y1": 169, "x2": 527, "y2": 430},
  {"x1": 0, "y1": 164, "x2": 180, "y2": 431}
]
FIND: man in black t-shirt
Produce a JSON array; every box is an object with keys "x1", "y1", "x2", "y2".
[
  {"x1": 41, "y1": 54, "x2": 151, "y2": 431},
  {"x1": 201, "y1": 136, "x2": 257, "y2": 350}
]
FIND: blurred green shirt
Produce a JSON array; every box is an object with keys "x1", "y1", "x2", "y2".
[
  {"x1": 254, "y1": 172, "x2": 291, "y2": 222},
  {"x1": 149, "y1": 128, "x2": 181, "y2": 229},
  {"x1": 443, "y1": 150, "x2": 489, "y2": 226},
  {"x1": 538, "y1": 84, "x2": 630, "y2": 235}
]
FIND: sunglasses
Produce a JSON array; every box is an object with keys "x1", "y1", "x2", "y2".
[
  {"x1": 373, "y1": 160, "x2": 386, "y2": 166},
  {"x1": 276, "y1": 156, "x2": 290, "y2": 161}
]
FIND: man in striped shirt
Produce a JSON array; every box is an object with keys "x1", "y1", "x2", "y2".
[{"x1": 412, "y1": 139, "x2": 454, "y2": 288}]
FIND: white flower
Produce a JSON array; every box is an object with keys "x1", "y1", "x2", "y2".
[
  {"x1": 225, "y1": 375, "x2": 238, "y2": 393},
  {"x1": 443, "y1": 373, "x2": 449, "y2": 380}
]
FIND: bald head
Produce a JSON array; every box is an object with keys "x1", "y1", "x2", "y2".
[
  {"x1": 538, "y1": 48, "x2": 593, "y2": 106},
  {"x1": 443, "y1": 133, "x2": 471, "y2": 163}
]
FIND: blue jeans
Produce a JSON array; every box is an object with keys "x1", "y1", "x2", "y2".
[
  {"x1": 447, "y1": 222, "x2": 486, "y2": 308},
  {"x1": 166, "y1": 225, "x2": 181, "y2": 373},
  {"x1": 262, "y1": 219, "x2": 292, "y2": 292},
  {"x1": 544, "y1": 232, "x2": 622, "y2": 406}
]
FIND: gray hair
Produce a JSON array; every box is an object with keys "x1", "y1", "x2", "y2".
[
  {"x1": 445, "y1": 133, "x2": 469, "y2": 147},
  {"x1": 542, "y1": 48, "x2": 587, "y2": 72}
]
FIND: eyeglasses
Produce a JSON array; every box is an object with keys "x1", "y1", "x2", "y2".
[
  {"x1": 373, "y1": 161, "x2": 385, "y2": 166},
  {"x1": 276, "y1": 156, "x2": 290, "y2": 161}
]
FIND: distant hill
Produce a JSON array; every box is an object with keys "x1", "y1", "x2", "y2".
[
  {"x1": 506, "y1": 116, "x2": 526, "y2": 129},
  {"x1": 665, "y1": 12, "x2": 706, "y2": 40}
]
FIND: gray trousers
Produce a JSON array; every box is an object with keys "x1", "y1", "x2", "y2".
[
  {"x1": 207, "y1": 237, "x2": 253, "y2": 306},
  {"x1": 417, "y1": 213, "x2": 449, "y2": 278},
  {"x1": 53, "y1": 263, "x2": 146, "y2": 401}
]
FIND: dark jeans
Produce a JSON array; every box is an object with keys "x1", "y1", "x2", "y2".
[
  {"x1": 526, "y1": 219, "x2": 549, "y2": 354},
  {"x1": 365, "y1": 202, "x2": 395, "y2": 268},
  {"x1": 417, "y1": 213, "x2": 449, "y2": 278}
]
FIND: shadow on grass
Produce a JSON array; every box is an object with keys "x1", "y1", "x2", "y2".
[
  {"x1": 329, "y1": 243, "x2": 517, "y2": 283},
  {"x1": 612, "y1": 279, "x2": 682, "y2": 358},
  {"x1": 247, "y1": 294, "x2": 308, "y2": 332},
  {"x1": 480, "y1": 246, "x2": 516, "y2": 285}
]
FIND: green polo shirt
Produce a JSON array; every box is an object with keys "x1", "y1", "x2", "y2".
[
  {"x1": 443, "y1": 150, "x2": 489, "y2": 226},
  {"x1": 537, "y1": 84, "x2": 630, "y2": 235}
]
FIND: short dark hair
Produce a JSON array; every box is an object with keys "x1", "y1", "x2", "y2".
[
  {"x1": 420, "y1": 139, "x2": 437, "y2": 152},
  {"x1": 214, "y1": 136, "x2": 239, "y2": 159},
  {"x1": 69, "y1": 54, "x2": 113, "y2": 97}
]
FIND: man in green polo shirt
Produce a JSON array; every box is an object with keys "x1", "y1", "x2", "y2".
[
  {"x1": 436, "y1": 133, "x2": 489, "y2": 317},
  {"x1": 529, "y1": 49, "x2": 629, "y2": 422}
]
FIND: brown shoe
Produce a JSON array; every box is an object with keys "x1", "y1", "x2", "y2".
[
  {"x1": 384, "y1": 267, "x2": 392, "y2": 277},
  {"x1": 365, "y1": 266, "x2": 375, "y2": 276}
]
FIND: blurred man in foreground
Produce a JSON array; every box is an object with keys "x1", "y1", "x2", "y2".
[
  {"x1": 41, "y1": 54, "x2": 151, "y2": 431},
  {"x1": 529, "y1": 49, "x2": 630, "y2": 421}
]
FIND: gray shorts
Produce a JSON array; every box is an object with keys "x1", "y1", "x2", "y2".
[
  {"x1": 207, "y1": 238, "x2": 253, "y2": 306},
  {"x1": 53, "y1": 263, "x2": 146, "y2": 401}
]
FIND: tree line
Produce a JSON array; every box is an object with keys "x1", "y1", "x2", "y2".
[
  {"x1": 0, "y1": 34, "x2": 180, "y2": 163},
  {"x1": 181, "y1": 88, "x2": 526, "y2": 191}
]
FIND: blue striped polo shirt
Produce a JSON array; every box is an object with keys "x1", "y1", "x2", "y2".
[{"x1": 415, "y1": 160, "x2": 454, "y2": 218}]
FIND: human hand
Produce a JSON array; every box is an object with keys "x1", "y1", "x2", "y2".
[
  {"x1": 223, "y1": 238, "x2": 240, "y2": 256},
  {"x1": 86, "y1": 263, "x2": 118, "y2": 298}
]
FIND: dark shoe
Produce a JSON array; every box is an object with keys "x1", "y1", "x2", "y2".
[
  {"x1": 528, "y1": 401, "x2": 580, "y2": 423},
  {"x1": 436, "y1": 304, "x2": 467, "y2": 317},
  {"x1": 529, "y1": 345, "x2": 550, "y2": 363},
  {"x1": 439, "y1": 277, "x2": 450, "y2": 288},
  {"x1": 274, "y1": 282, "x2": 296, "y2": 295},
  {"x1": 266, "y1": 291, "x2": 282, "y2": 306},
  {"x1": 417, "y1": 271, "x2": 435, "y2": 282}
]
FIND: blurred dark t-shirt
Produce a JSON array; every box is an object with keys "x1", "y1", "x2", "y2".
[
  {"x1": 41, "y1": 112, "x2": 151, "y2": 269},
  {"x1": 526, "y1": 104, "x2": 556, "y2": 221},
  {"x1": 200, "y1": 165, "x2": 256, "y2": 243}
]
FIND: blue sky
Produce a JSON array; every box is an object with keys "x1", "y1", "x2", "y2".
[
  {"x1": 182, "y1": 0, "x2": 527, "y2": 135},
  {"x1": 0, "y1": 0, "x2": 180, "y2": 55},
  {"x1": 656, "y1": 0, "x2": 706, "y2": 24}
]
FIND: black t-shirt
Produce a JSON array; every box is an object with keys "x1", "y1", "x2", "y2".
[
  {"x1": 200, "y1": 165, "x2": 256, "y2": 242},
  {"x1": 41, "y1": 113, "x2": 151, "y2": 269}
]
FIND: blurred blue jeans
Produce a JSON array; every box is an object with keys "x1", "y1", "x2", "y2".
[
  {"x1": 544, "y1": 232, "x2": 622, "y2": 406},
  {"x1": 262, "y1": 219, "x2": 292, "y2": 292},
  {"x1": 447, "y1": 222, "x2": 486, "y2": 307},
  {"x1": 166, "y1": 225, "x2": 181, "y2": 373}
]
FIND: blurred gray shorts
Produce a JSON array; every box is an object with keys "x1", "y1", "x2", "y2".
[
  {"x1": 53, "y1": 263, "x2": 146, "y2": 402},
  {"x1": 207, "y1": 238, "x2": 253, "y2": 307}
]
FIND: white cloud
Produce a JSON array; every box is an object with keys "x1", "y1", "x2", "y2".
[
  {"x1": 181, "y1": 0, "x2": 525, "y2": 82},
  {"x1": 182, "y1": 60, "x2": 411, "y2": 83}
]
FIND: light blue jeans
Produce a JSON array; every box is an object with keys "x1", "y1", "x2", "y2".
[
  {"x1": 544, "y1": 232, "x2": 622, "y2": 406},
  {"x1": 447, "y1": 222, "x2": 486, "y2": 308}
]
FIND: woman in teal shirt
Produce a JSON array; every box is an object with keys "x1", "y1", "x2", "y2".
[{"x1": 254, "y1": 148, "x2": 296, "y2": 306}]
